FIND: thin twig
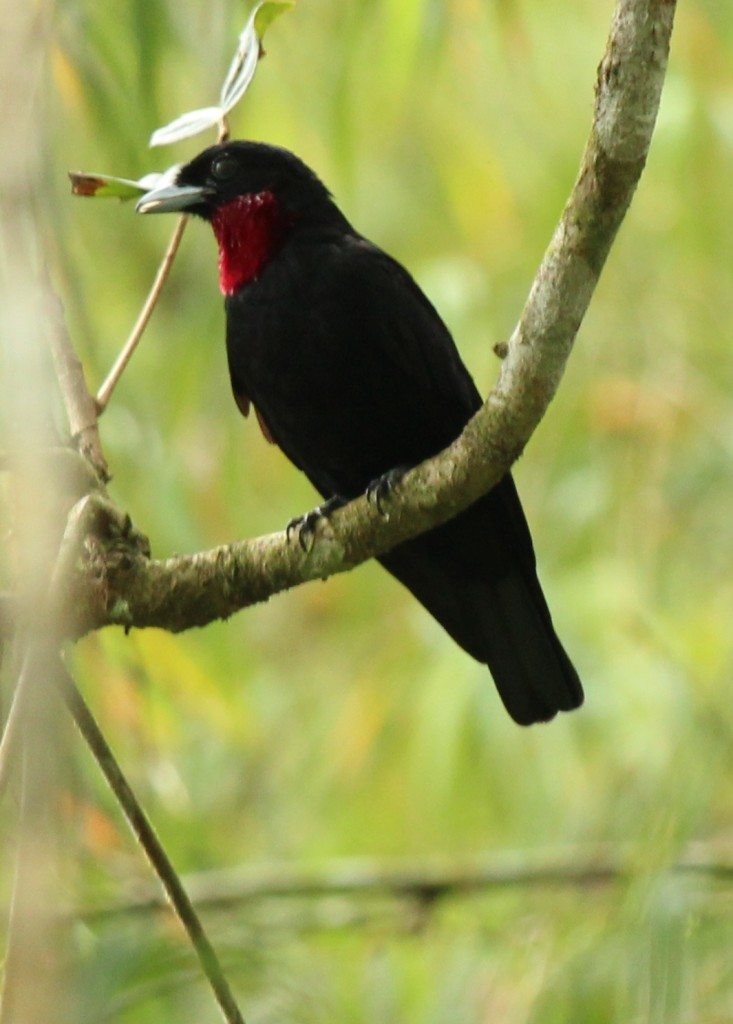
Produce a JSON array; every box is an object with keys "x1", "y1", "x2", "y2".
[
  {"x1": 95, "y1": 215, "x2": 189, "y2": 413},
  {"x1": 74, "y1": 842, "x2": 733, "y2": 922},
  {"x1": 59, "y1": 666, "x2": 245, "y2": 1024},
  {"x1": 0, "y1": 495, "x2": 97, "y2": 799},
  {"x1": 0, "y1": 446, "x2": 103, "y2": 500},
  {"x1": 45, "y1": 279, "x2": 109, "y2": 482},
  {"x1": 94, "y1": 116, "x2": 227, "y2": 415},
  {"x1": 0, "y1": 663, "x2": 67, "y2": 1024}
]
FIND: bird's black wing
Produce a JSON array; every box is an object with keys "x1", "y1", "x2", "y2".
[
  {"x1": 225, "y1": 234, "x2": 481, "y2": 495},
  {"x1": 225, "y1": 233, "x2": 583, "y2": 724},
  {"x1": 305, "y1": 236, "x2": 484, "y2": 485}
]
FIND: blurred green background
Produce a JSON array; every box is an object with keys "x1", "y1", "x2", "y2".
[{"x1": 20, "y1": 0, "x2": 733, "y2": 1019}]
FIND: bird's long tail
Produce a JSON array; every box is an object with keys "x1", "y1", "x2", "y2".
[{"x1": 379, "y1": 474, "x2": 583, "y2": 725}]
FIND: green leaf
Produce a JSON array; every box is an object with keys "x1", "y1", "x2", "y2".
[
  {"x1": 254, "y1": 0, "x2": 296, "y2": 40},
  {"x1": 68, "y1": 172, "x2": 148, "y2": 200},
  {"x1": 68, "y1": 170, "x2": 171, "y2": 200}
]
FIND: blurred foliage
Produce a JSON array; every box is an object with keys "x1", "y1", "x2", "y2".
[{"x1": 4, "y1": 0, "x2": 732, "y2": 1020}]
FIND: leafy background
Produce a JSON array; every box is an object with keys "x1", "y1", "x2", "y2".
[{"x1": 8, "y1": 0, "x2": 733, "y2": 1020}]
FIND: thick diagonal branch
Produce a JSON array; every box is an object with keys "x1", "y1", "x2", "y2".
[{"x1": 76, "y1": 0, "x2": 677, "y2": 636}]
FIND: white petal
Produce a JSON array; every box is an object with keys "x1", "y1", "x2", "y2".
[
  {"x1": 219, "y1": 10, "x2": 259, "y2": 113},
  {"x1": 149, "y1": 107, "x2": 225, "y2": 148}
]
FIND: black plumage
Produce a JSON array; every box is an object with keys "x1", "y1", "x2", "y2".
[{"x1": 138, "y1": 141, "x2": 583, "y2": 725}]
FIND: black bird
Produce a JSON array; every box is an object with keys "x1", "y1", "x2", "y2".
[{"x1": 138, "y1": 141, "x2": 583, "y2": 725}]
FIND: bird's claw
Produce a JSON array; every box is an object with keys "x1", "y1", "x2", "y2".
[
  {"x1": 366, "y1": 466, "x2": 408, "y2": 519},
  {"x1": 285, "y1": 495, "x2": 346, "y2": 552},
  {"x1": 285, "y1": 509, "x2": 321, "y2": 552}
]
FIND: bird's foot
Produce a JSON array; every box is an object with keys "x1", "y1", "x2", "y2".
[
  {"x1": 285, "y1": 495, "x2": 347, "y2": 552},
  {"x1": 366, "y1": 465, "x2": 409, "y2": 519}
]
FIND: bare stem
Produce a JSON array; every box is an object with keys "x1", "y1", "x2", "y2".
[
  {"x1": 0, "y1": 659, "x2": 68, "y2": 1024},
  {"x1": 75, "y1": 841, "x2": 733, "y2": 921},
  {"x1": 95, "y1": 215, "x2": 189, "y2": 413},
  {"x1": 45, "y1": 279, "x2": 108, "y2": 481},
  {"x1": 94, "y1": 111, "x2": 228, "y2": 416},
  {"x1": 0, "y1": 495, "x2": 98, "y2": 799},
  {"x1": 60, "y1": 666, "x2": 246, "y2": 1024}
]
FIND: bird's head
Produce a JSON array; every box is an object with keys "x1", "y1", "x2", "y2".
[{"x1": 137, "y1": 141, "x2": 348, "y2": 294}]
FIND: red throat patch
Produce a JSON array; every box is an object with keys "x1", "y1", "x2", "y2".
[{"x1": 211, "y1": 191, "x2": 289, "y2": 295}]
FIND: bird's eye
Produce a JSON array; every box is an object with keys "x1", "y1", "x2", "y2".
[{"x1": 211, "y1": 156, "x2": 238, "y2": 181}]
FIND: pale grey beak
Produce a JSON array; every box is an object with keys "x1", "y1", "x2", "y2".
[{"x1": 136, "y1": 183, "x2": 213, "y2": 214}]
